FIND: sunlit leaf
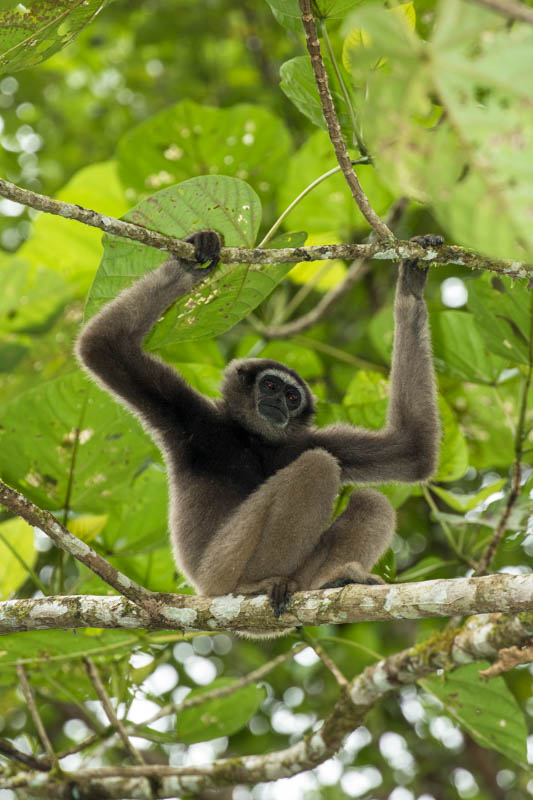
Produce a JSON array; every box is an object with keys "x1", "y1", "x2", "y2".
[
  {"x1": 0, "y1": 518, "x2": 35, "y2": 600},
  {"x1": 422, "y1": 662, "x2": 527, "y2": 766},
  {"x1": 178, "y1": 679, "x2": 266, "y2": 744},
  {"x1": 0, "y1": 0, "x2": 109, "y2": 75}
]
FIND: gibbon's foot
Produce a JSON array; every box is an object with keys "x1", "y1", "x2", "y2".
[
  {"x1": 269, "y1": 581, "x2": 292, "y2": 618},
  {"x1": 184, "y1": 229, "x2": 222, "y2": 275},
  {"x1": 319, "y1": 561, "x2": 386, "y2": 590},
  {"x1": 320, "y1": 575, "x2": 384, "y2": 589}
]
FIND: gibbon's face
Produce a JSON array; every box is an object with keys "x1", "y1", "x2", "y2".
[
  {"x1": 220, "y1": 358, "x2": 316, "y2": 441},
  {"x1": 255, "y1": 368, "x2": 305, "y2": 428}
]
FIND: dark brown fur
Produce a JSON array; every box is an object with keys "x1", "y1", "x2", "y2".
[{"x1": 76, "y1": 231, "x2": 441, "y2": 624}]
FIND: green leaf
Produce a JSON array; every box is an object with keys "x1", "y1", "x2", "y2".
[
  {"x1": 343, "y1": 370, "x2": 389, "y2": 429},
  {"x1": 430, "y1": 479, "x2": 507, "y2": 512},
  {"x1": 267, "y1": 0, "x2": 365, "y2": 30},
  {"x1": 421, "y1": 662, "x2": 527, "y2": 766},
  {"x1": 0, "y1": 518, "x2": 36, "y2": 599},
  {"x1": 18, "y1": 161, "x2": 128, "y2": 294},
  {"x1": 117, "y1": 101, "x2": 291, "y2": 204},
  {"x1": 445, "y1": 381, "x2": 516, "y2": 470},
  {"x1": 0, "y1": 371, "x2": 158, "y2": 511},
  {"x1": 467, "y1": 273, "x2": 532, "y2": 366},
  {"x1": 0, "y1": 260, "x2": 71, "y2": 335},
  {"x1": 84, "y1": 176, "x2": 291, "y2": 344},
  {"x1": 280, "y1": 58, "x2": 352, "y2": 136},
  {"x1": 431, "y1": 309, "x2": 508, "y2": 383},
  {"x1": 434, "y1": 396, "x2": 468, "y2": 483},
  {"x1": 0, "y1": 0, "x2": 109, "y2": 75},
  {"x1": 178, "y1": 678, "x2": 266, "y2": 744},
  {"x1": 67, "y1": 514, "x2": 108, "y2": 544}
]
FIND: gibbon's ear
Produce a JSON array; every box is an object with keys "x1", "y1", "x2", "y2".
[{"x1": 236, "y1": 365, "x2": 256, "y2": 389}]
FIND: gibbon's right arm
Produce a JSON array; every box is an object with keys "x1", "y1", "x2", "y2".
[
  {"x1": 313, "y1": 235, "x2": 442, "y2": 485},
  {"x1": 76, "y1": 230, "x2": 221, "y2": 432}
]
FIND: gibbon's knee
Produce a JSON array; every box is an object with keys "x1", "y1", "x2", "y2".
[{"x1": 290, "y1": 448, "x2": 341, "y2": 490}]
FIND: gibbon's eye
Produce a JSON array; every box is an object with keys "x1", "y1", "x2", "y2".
[
  {"x1": 261, "y1": 375, "x2": 281, "y2": 393},
  {"x1": 285, "y1": 388, "x2": 301, "y2": 409}
]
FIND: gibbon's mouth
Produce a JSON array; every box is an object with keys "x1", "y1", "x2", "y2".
[{"x1": 258, "y1": 401, "x2": 288, "y2": 427}]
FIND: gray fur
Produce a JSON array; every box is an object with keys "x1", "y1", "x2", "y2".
[{"x1": 76, "y1": 230, "x2": 441, "y2": 628}]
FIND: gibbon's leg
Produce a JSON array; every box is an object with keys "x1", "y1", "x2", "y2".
[
  {"x1": 292, "y1": 488, "x2": 395, "y2": 589},
  {"x1": 195, "y1": 449, "x2": 340, "y2": 599}
]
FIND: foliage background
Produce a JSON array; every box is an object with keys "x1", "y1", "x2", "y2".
[{"x1": 0, "y1": 0, "x2": 532, "y2": 798}]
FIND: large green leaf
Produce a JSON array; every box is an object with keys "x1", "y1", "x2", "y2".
[
  {"x1": 350, "y1": 1, "x2": 533, "y2": 259},
  {"x1": 17, "y1": 161, "x2": 128, "y2": 294},
  {"x1": 117, "y1": 101, "x2": 291, "y2": 204},
  {"x1": 421, "y1": 662, "x2": 527, "y2": 766},
  {"x1": 431, "y1": 309, "x2": 509, "y2": 384},
  {"x1": 0, "y1": 0, "x2": 108, "y2": 75},
  {"x1": 84, "y1": 176, "x2": 292, "y2": 344},
  {"x1": 0, "y1": 371, "x2": 158, "y2": 511},
  {"x1": 467, "y1": 273, "x2": 532, "y2": 366},
  {"x1": 178, "y1": 678, "x2": 266, "y2": 744}
]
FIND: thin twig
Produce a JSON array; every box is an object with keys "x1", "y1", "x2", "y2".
[
  {"x1": 297, "y1": 0, "x2": 393, "y2": 240},
  {"x1": 16, "y1": 664, "x2": 59, "y2": 770},
  {"x1": 84, "y1": 658, "x2": 145, "y2": 765},
  {"x1": 0, "y1": 479, "x2": 160, "y2": 616},
  {"x1": 0, "y1": 738, "x2": 51, "y2": 771},
  {"x1": 301, "y1": 631, "x2": 348, "y2": 687},
  {"x1": 0, "y1": 177, "x2": 531, "y2": 277},
  {"x1": 467, "y1": 0, "x2": 533, "y2": 23},
  {"x1": 474, "y1": 293, "x2": 533, "y2": 575}
]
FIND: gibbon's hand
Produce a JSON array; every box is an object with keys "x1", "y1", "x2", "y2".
[
  {"x1": 400, "y1": 234, "x2": 444, "y2": 299},
  {"x1": 182, "y1": 229, "x2": 222, "y2": 276}
]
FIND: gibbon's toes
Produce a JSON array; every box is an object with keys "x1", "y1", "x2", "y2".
[
  {"x1": 269, "y1": 581, "x2": 292, "y2": 618},
  {"x1": 186, "y1": 229, "x2": 222, "y2": 273},
  {"x1": 364, "y1": 574, "x2": 386, "y2": 585},
  {"x1": 411, "y1": 233, "x2": 444, "y2": 250},
  {"x1": 320, "y1": 567, "x2": 386, "y2": 590},
  {"x1": 320, "y1": 577, "x2": 355, "y2": 590}
]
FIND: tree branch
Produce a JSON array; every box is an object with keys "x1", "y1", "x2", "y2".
[
  {"x1": 0, "y1": 479, "x2": 160, "y2": 617},
  {"x1": 16, "y1": 664, "x2": 59, "y2": 770},
  {"x1": 84, "y1": 658, "x2": 145, "y2": 765},
  {"x1": 467, "y1": 0, "x2": 533, "y2": 23},
  {"x1": 6, "y1": 609, "x2": 533, "y2": 798},
  {"x1": 1, "y1": 573, "x2": 533, "y2": 635},
  {"x1": 297, "y1": 0, "x2": 393, "y2": 239},
  {"x1": 0, "y1": 177, "x2": 529, "y2": 277}
]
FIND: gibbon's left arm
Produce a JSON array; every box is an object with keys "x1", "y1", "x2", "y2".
[
  {"x1": 76, "y1": 230, "x2": 221, "y2": 433},
  {"x1": 313, "y1": 235, "x2": 442, "y2": 484}
]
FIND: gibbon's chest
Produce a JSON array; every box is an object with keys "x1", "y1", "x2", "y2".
[{"x1": 180, "y1": 424, "x2": 300, "y2": 494}]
